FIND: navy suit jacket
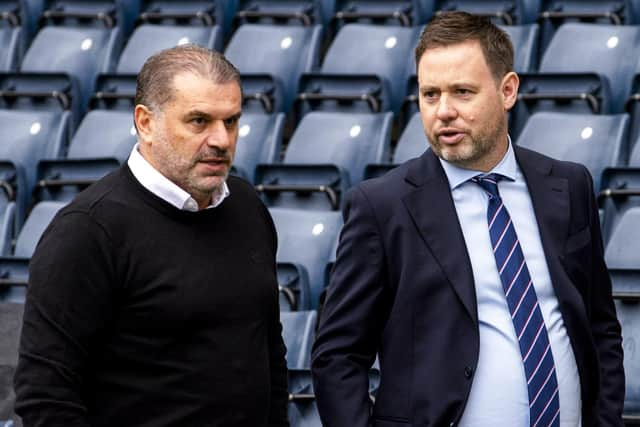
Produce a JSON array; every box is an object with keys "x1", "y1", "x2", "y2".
[{"x1": 311, "y1": 147, "x2": 624, "y2": 427}]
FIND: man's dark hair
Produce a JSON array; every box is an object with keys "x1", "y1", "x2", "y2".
[
  {"x1": 135, "y1": 44, "x2": 241, "y2": 112},
  {"x1": 415, "y1": 11, "x2": 514, "y2": 82}
]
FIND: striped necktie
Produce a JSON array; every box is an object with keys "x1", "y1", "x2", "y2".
[{"x1": 471, "y1": 173, "x2": 560, "y2": 427}]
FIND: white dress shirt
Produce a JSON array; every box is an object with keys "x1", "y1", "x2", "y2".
[
  {"x1": 127, "y1": 143, "x2": 229, "y2": 211},
  {"x1": 440, "y1": 142, "x2": 581, "y2": 427}
]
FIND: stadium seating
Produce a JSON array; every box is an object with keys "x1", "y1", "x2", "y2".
[
  {"x1": 115, "y1": 23, "x2": 223, "y2": 73},
  {"x1": 15, "y1": 25, "x2": 122, "y2": 125},
  {"x1": 607, "y1": 214, "x2": 640, "y2": 421},
  {"x1": 0, "y1": 201, "x2": 65, "y2": 303},
  {"x1": 435, "y1": 0, "x2": 539, "y2": 25},
  {"x1": 35, "y1": 109, "x2": 136, "y2": 203},
  {"x1": 333, "y1": 0, "x2": 431, "y2": 26},
  {"x1": 0, "y1": 302, "x2": 22, "y2": 424},
  {"x1": 256, "y1": 111, "x2": 393, "y2": 210},
  {"x1": 516, "y1": 112, "x2": 629, "y2": 192},
  {"x1": 0, "y1": 109, "x2": 70, "y2": 230},
  {"x1": 270, "y1": 208, "x2": 342, "y2": 309},
  {"x1": 297, "y1": 24, "x2": 420, "y2": 115},
  {"x1": 39, "y1": 0, "x2": 140, "y2": 34},
  {"x1": 539, "y1": 1, "x2": 640, "y2": 48},
  {"x1": 236, "y1": 0, "x2": 327, "y2": 26},
  {"x1": 225, "y1": 24, "x2": 322, "y2": 113},
  {"x1": 0, "y1": 26, "x2": 21, "y2": 72},
  {"x1": 513, "y1": 23, "x2": 640, "y2": 136},
  {"x1": 281, "y1": 310, "x2": 316, "y2": 369},
  {"x1": 139, "y1": 1, "x2": 236, "y2": 38},
  {"x1": 231, "y1": 112, "x2": 285, "y2": 183},
  {"x1": 365, "y1": 111, "x2": 427, "y2": 179}
]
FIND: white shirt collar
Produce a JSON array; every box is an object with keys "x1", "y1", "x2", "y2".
[
  {"x1": 438, "y1": 136, "x2": 517, "y2": 190},
  {"x1": 127, "y1": 143, "x2": 230, "y2": 211}
]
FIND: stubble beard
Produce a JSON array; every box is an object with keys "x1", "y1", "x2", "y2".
[
  {"x1": 430, "y1": 114, "x2": 506, "y2": 170},
  {"x1": 152, "y1": 128, "x2": 230, "y2": 202}
]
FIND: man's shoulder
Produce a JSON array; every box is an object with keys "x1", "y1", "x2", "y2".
[{"x1": 515, "y1": 146, "x2": 591, "y2": 181}]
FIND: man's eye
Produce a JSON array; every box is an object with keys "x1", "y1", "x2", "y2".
[
  {"x1": 191, "y1": 117, "x2": 206, "y2": 125},
  {"x1": 224, "y1": 116, "x2": 239, "y2": 127},
  {"x1": 457, "y1": 88, "x2": 471, "y2": 95}
]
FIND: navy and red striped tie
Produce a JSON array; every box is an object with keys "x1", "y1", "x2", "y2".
[{"x1": 472, "y1": 173, "x2": 560, "y2": 427}]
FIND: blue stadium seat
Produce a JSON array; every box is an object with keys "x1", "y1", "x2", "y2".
[
  {"x1": 256, "y1": 111, "x2": 392, "y2": 210},
  {"x1": 270, "y1": 207, "x2": 343, "y2": 309},
  {"x1": 516, "y1": 112, "x2": 629, "y2": 192},
  {"x1": 39, "y1": 0, "x2": 141, "y2": 34},
  {"x1": 0, "y1": 201, "x2": 65, "y2": 302},
  {"x1": 225, "y1": 24, "x2": 322, "y2": 114},
  {"x1": 1, "y1": 0, "x2": 41, "y2": 44},
  {"x1": 333, "y1": 0, "x2": 432, "y2": 26},
  {"x1": 598, "y1": 167, "x2": 640, "y2": 245},
  {"x1": 16, "y1": 25, "x2": 122, "y2": 125},
  {"x1": 115, "y1": 24, "x2": 223, "y2": 74},
  {"x1": 501, "y1": 23, "x2": 539, "y2": 72},
  {"x1": 35, "y1": 109, "x2": 136, "y2": 203},
  {"x1": 365, "y1": 111, "x2": 426, "y2": 179},
  {"x1": 236, "y1": 0, "x2": 326, "y2": 26},
  {"x1": 281, "y1": 310, "x2": 316, "y2": 369},
  {"x1": 231, "y1": 112, "x2": 285, "y2": 183},
  {"x1": 0, "y1": 301, "x2": 22, "y2": 423},
  {"x1": 512, "y1": 23, "x2": 640, "y2": 136},
  {"x1": 0, "y1": 110, "x2": 70, "y2": 229},
  {"x1": 539, "y1": 1, "x2": 640, "y2": 48},
  {"x1": 0, "y1": 26, "x2": 21, "y2": 71},
  {"x1": 297, "y1": 24, "x2": 420, "y2": 115},
  {"x1": 435, "y1": 0, "x2": 539, "y2": 25},
  {"x1": 606, "y1": 216, "x2": 640, "y2": 422},
  {"x1": 139, "y1": 1, "x2": 236, "y2": 38}
]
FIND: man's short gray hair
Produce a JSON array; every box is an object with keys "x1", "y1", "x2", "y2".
[{"x1": 135, "y1": 44, "x2": 241, "y2": 112}]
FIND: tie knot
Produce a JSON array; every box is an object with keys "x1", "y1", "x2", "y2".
[{"x1": 471, "y1": 173, "x2": 503, "y2": 199}]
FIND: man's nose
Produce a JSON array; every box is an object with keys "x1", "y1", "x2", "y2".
[
  {"x1": 436, "y1": 95, "x2": 458, "y2": 121},
  {"x1": 206, "y1": 121, "x2": 231, "y2": 149}
]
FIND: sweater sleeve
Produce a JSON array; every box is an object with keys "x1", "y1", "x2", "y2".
[{"x1": 14, "y1": 210, "x2": 116, "y2": 427}]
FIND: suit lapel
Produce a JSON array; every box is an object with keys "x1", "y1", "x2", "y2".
[{"x1": 402, "y1": 150, "x2": 478, "y2": 324}]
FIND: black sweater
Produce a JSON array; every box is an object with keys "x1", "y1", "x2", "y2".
[{"x1": 14, "y1": 166, "x2": 288, "y2": 427}]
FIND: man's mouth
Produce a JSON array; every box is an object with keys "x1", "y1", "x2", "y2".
[{"x1": 436, "y1": 128, "x2": 466, "y2": 145}]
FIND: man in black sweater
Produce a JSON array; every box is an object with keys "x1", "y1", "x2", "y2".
[{"x1": 13, "y1": 45, "x2": 289, "y2": 426}]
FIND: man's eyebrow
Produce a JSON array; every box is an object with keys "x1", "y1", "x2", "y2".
[{"x1": 184, "y1": 110, "x2": 212, "y2": 119}]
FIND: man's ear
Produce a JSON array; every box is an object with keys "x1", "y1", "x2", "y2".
[
  {"x1": 500, "y1": 71, "x2": 520, "y2": 111},
  {"x1": 134, "y1": 104, "x2": 154, "y2": 147}
]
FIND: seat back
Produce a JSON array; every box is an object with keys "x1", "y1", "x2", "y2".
[
  {"x1": 270, "y1": 208, "x2": 343, "y2": 308},
  {"x1": 0, "y1": 26, "x2": 20, "y2": 72},
  {"x1": 0, "y1": 110, "x2": 70, "y2": 227},
  {"x1": 501, "y1": 23, "x2": 539, "y2": 72},
  {"x1": 68, "y1": 109, "x2": 136, "y2": 161},
  {"x1": 14, "y1": 201, "x2": 65, "y2": 258},
  {"x1": 321, "y1": 24, "x2": 419, "y2": 112},
  {"x1": 116, "y1": 24, "x2": 223, "y2": 74},
  {"x1": 285, "y1": 111, "x2": 392, "y2": 184},
  {"x1": 394, "y1": 112, "x2": 427, "y2": 164},
  {"x1": 225, "y1": 24, "x2": 322, "y2": 112},
  {"x1": 435, "y1": 0, "x2": 536, "y2": 25},
  {"x1": 21, "y1": 26, "x2": 121, "y2": 117},
  {"x1": 516, "y1": 112, "x2": 629, "y2": 191},
  {"x1": 539, "y1": 23, "x2": 640, "y2": 113},
  {"x1": 232, "y1": 112, "x2": 284, "y2": 182},
  {"x1": 280, "y1": 310, "x2": 316, "y2": 369}
]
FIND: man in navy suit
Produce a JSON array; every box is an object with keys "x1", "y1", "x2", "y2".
[{"x1": 311, "y1": 11, "x2": 624, "y2": 427}]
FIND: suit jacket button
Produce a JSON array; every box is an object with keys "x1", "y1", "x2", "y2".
[{"x1": 464, "y1": 366, "x2": 473, "y2": 379}]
